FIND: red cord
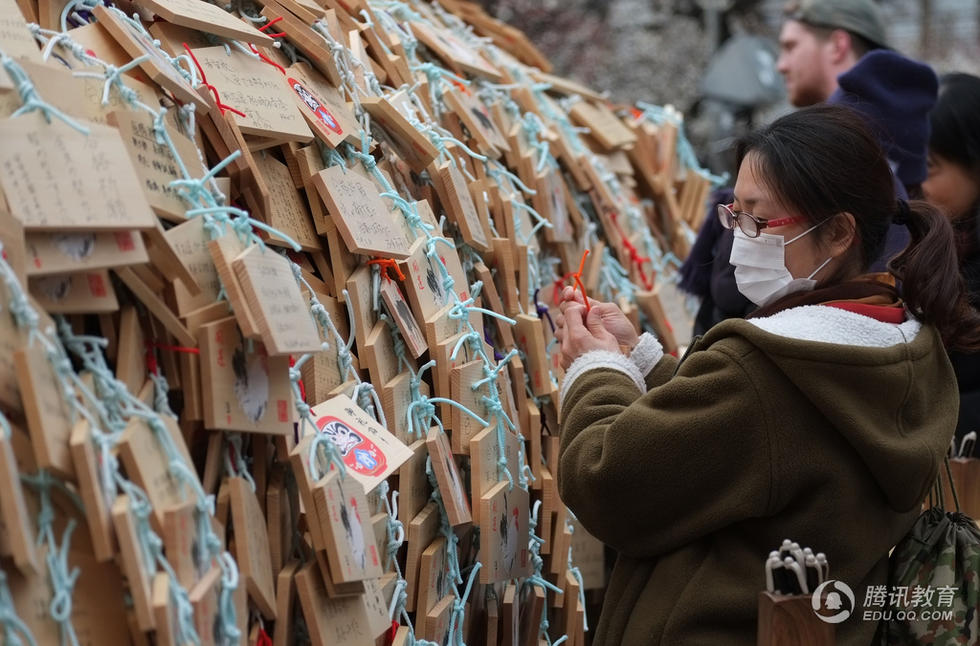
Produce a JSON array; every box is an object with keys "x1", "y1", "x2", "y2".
[
  {"x1": 367, "y1": 258, "x2": 406, "y2": 282},
  {"x1": 571, "y1": 249, "x2": 592, "y2": 313},
  {"x1": 182, "y1": 43, "x2": 246, "y2": 117},
  {"x1": 610, "y1": 212, "x2": 653, "y2": 290}
]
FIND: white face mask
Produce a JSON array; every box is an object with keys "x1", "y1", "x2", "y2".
[{"x1": 730, "y1": 222, "x2": 833, "y2": 307}]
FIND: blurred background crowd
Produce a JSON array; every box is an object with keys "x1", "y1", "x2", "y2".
[{"x1": 472, "y1": 0, "x2": 980, "y2": 178}]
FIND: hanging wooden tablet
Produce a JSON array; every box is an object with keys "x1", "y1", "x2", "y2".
[
  {"x1": 311, "y1": 469, "x2": 382, "y2": 583},
  {"x1": 198, "y1": 316, "x2": 293, "y2": 435},
  {"x1": 164, "y1": 217, "x2": 219, "y2": 316},
  {"x1": 265, "y1": 470, "x2": 291, "y2": 578},
  {"x1": 107, "y1": 108, "x2": 203, "y2": 223},
  {"x1": 294, "y1": 563, "x2": 389, "y2": 646},
  {"x1": 139, "y1": 0, "x2": 274, "y2": 45},
  {"x1": 273, "y1": 561, "x2": 299, "y2": 646},
  {"x1": 285, "y1": 62, "x2": 360, "y2": 149},
  {"x1": 410, "y1": 21, "x2": 502, "y2": 82},
  {"x1": 470, "y1": 425, "x2": 521, "y2": 505},
  {"x1": 232, "y1": 244, "x2": 322, "y2": 356},
  {"x1": 151, "y1": 573, "x2": 179, "y2": 646},
  {"x1": 0, "y1": 426, "x2": 38, "y2": 574},
  {"x1": 308, "y1": 394, "x2": 413, "y2": 493},
  {"x1": 399, "y1": 238, "x2": 453, "y2": 326},
  {"x1": 0, "y1": 0, "x2": 42, "y2": 62},
  {"x1": 162, "y1": 500, "x2": 209, "y2": 592},
  {"x1": 379, "y1": 371, "x2": 428, "y2": 445},
  {"x1": 118, "y1": 413, "x2": 196, "y2": 533},
  {"x1": 479, "y1": 481, "x2": 531, "y2": 584},
  {"x1": 252, "y1": 153, "x2": 321, "y2": 252},
  {"x1": 514, "y1": 314, "x2": 551, "y2": 398},
  {"x1": 449, "y1": 360, "x2": 492, "y2": 455},
  {"x1": 189, "y1": 566, "x2": 222, "y2": 646},
  {"x1": 395, "y1": 439, "x2": 431, "y2": 526},
  {"x1": 416, "y1": 536, "x2": 450, "y2": 622},
  {"x1": 14, "y1": 339, "x2": 75, "y2": 478},
  {"x1": 435, "y1": 160, "x2": 492, "y2": 252},
  {"x1": 362, "y1": 319, "x2": 400, "y2": 387},
  {"x1": 405, "y1": 500, "x2": 440, "y2": 612},
  {"x1": 421, "y1": 593, "x2": 455, "y2": 644},
  {"x1": 520, "y1": 586, "x2": 545, "y2": 646},
  {"x1": 426, "y1": 428, "x2": 472, "y2": 526},
  {"x1": 501, "y1": 583, "x2": 520, "y2": 646},
  {"x1": 69, "y1": 420, "x2": 116, "y2": 563},
  {"x1": 288, "y1": 432, "x2": 328, "y2": 550},
  {"x1": 443, "y1": 86, "x2": 510, "y2": 158},
  {"x1": 256, "y1": 3, "x2": 342, "y2": 88},
  {"x1": 115, "y1": 305, "x2": 146, "y2": 395},
  {"x1": 28, "y1": 269, "x2": 118, "y2": 313},
  {"x1": 568, "y1": 101, "x2": 636, "y2": 151},
  {"x1": 229, "y1": 476, "x2": 277, "y2": 620},
  {"x1": 115, "y1": 266, "x2": 195, "y2": 345},
  {"x1": 314, "y1": 164, "x2": 412, "y2": 259},
  {"x1": 206, "y1": 230, "x2": 261, "y2": 338},
  {"x1": 114, "y1": 0, "x2": 223, "y2": 105},
  {"x1": 112, "y1": 494, "x2": 157, "y2": 632},
  {"x1": 24, "y1": 230, "x2": 149, "y2": 277},
  {"x1": 379, "y1": 277, "x2": 427, "y2": 359},
  {"x1": 6, "y1": 541, "x2": 132, "y2": 646},
  {"x1": 190, "y1": 46, "x2": 313, "y2": 142},
  {"x1": 361, "y1": 96, "x2": 440, "y2": 173}
]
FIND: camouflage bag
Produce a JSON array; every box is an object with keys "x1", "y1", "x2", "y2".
[{"x1": 877, "y1": 459, "x2": 980, "y2": 645}]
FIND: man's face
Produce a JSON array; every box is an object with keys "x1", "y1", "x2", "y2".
[{"x1": 777, "y1": 20, "x2": 835, "y2": 107}]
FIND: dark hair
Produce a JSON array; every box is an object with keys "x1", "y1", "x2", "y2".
[
  {"x1": 929, "y1": 73, "x2": 980, "y2": 171},
  {"x1": 737, "y1": 104, "x2": 980, "y2": 351}
]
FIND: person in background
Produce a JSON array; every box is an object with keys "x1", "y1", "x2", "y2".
[
  {"x1": 922, "y1": 73, "x2": 980, "y2": 450},
  {"x1": 680, "y1": 0, "x2": 938, "y2": 335},
  {"x1": 556, "y1": 105, "x2": 978, "y2": 646}
]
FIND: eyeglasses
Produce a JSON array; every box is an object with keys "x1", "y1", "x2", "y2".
[{"x1": 716, "y1": 203, "x2": 808, "y2": 238}]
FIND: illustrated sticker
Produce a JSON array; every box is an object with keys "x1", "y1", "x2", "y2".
[
  {"x1": 315, "y1": 415, "x2": 388, "y2": 478},
  {"x1": 288, "y1": 78, "x2": 343, "y2": 135}
]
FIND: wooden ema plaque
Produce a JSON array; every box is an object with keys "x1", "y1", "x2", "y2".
[
  {"x1": 312, "y1": 469, "x2": 383, "y2": 584},
  {"x1": 92, "y1": 5, "x2": 207, "y2": 110},
  {"x1": 24, "y1": 230, "x2": 148, "y2": 277},
  {"x1": 470, "y1": 425, "x2": 521, "y2": 503},
  {"x1": 0, "y1": 427, "x2": 38, "y2": 574},
  {"x1": 314, "y1": 164, "x2": 412, "y2": 259},
  {"x1": 14, "y1": 338, "x2": 75, "y2": 478},
  {"x1": 426, "y1": 428, "x2": 472, "y2": 527},
  {"x1": 190, "y1": 45, "x2": 313, "y2": 143},
  {"x1": 294, "y1": 562, "x2": 390, "y2": 646},
  {"x1": 229, "y1": 476, "x2": 277, "y2": 620},
  {"x1": 198, "y1": 316, "x2": 293, "y2": 435},
  {"x1": 139, "y1": 0, "x2": 274, "y2": 45},
  {"x1": 379, "y1": 277, "x2": 428, "y2": 359},
  {"x1": 285, "y1": 62, "x2": 360, "y2": 149},
  {"x1": 0, "y1": 114, "x2": 158, "y2": 231},
  {"x1": 308, "y1": 394, "x2": 413, "y2": 493},
  {"x1": 405, "y1": 501, "x2": 440, "y2": 613},
  {"x1": 449, "y1": 360, "x2": 491, "y2": 455},
  {"x1": 231, "y1": 243, "x2": 322, "y2": 356},
  {"x1": 435, "y1": 159, "x2": 492, "y2": 253},
  {"x1": 479, "y1": 481, "x2": 531, "y2": 584}
]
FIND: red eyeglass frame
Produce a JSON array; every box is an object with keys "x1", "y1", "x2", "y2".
[{"x1": 717, "y1": 203, "x2": 808, "y2": 238}]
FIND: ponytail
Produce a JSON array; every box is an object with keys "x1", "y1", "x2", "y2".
[{"x1": 888, "y1": 200, "x2": 980, "y2": 351}]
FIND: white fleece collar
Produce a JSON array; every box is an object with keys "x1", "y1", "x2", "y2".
[{"x1": 746, "y1": 305, "x2": 922, "y2": 347}]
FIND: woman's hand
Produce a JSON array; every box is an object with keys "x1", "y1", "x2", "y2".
[
  {"x1": 557, "y1": 286, "x2": 640, "y2": 352},
  {"x1": 555, "y1": 301, "x2": 621, "y2": 370}
]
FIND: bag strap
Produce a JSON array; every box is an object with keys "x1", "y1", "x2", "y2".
[
  {"x1": 943, "y1": 455, "x2": 961, "y2": 513},
  {"x1": 932, "y1": 455, "x2": 961, "y2": 513}
]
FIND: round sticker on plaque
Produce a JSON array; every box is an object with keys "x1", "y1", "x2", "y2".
[
  {"x1": 315, "y1": 415, "x2": 387, "y2": 477},
  {"x1": 288, "y1": 78, "x2": 343, "y2": 135}
]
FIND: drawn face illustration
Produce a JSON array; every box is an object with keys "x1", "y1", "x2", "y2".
[
  {"x1": 321, "y1": 419, "x2": 364, "y2": 456},
  {"x1": 231, "y1": 337, "x2": 270, "y2": 422},
  {"x1": 53, "y1": 233, "x2": 96, "y2": 261},
  {"x1": 36, "y1": 276, "x2": 72, "y2": 301}
]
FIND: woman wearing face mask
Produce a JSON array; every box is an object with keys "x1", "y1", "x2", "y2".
[
  {"x1": 922, "y1": 72, "x2": 980, "y2": 452},
  {"x1": 554, "y1": 105, "x2": 980, "y2": 646}
]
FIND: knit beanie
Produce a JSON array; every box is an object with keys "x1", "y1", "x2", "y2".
[{"x1": 828, "y1": 50, "x2": 938, "y2": 188}]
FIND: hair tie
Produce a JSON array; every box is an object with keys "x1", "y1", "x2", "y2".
[{"x1": 894, "y1": 199, "x2": 911, "y2": 226}]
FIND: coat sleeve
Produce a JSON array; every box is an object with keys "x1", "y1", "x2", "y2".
[{"x1": 557, "y1": 344, "x2": 775, "y2": 559}]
